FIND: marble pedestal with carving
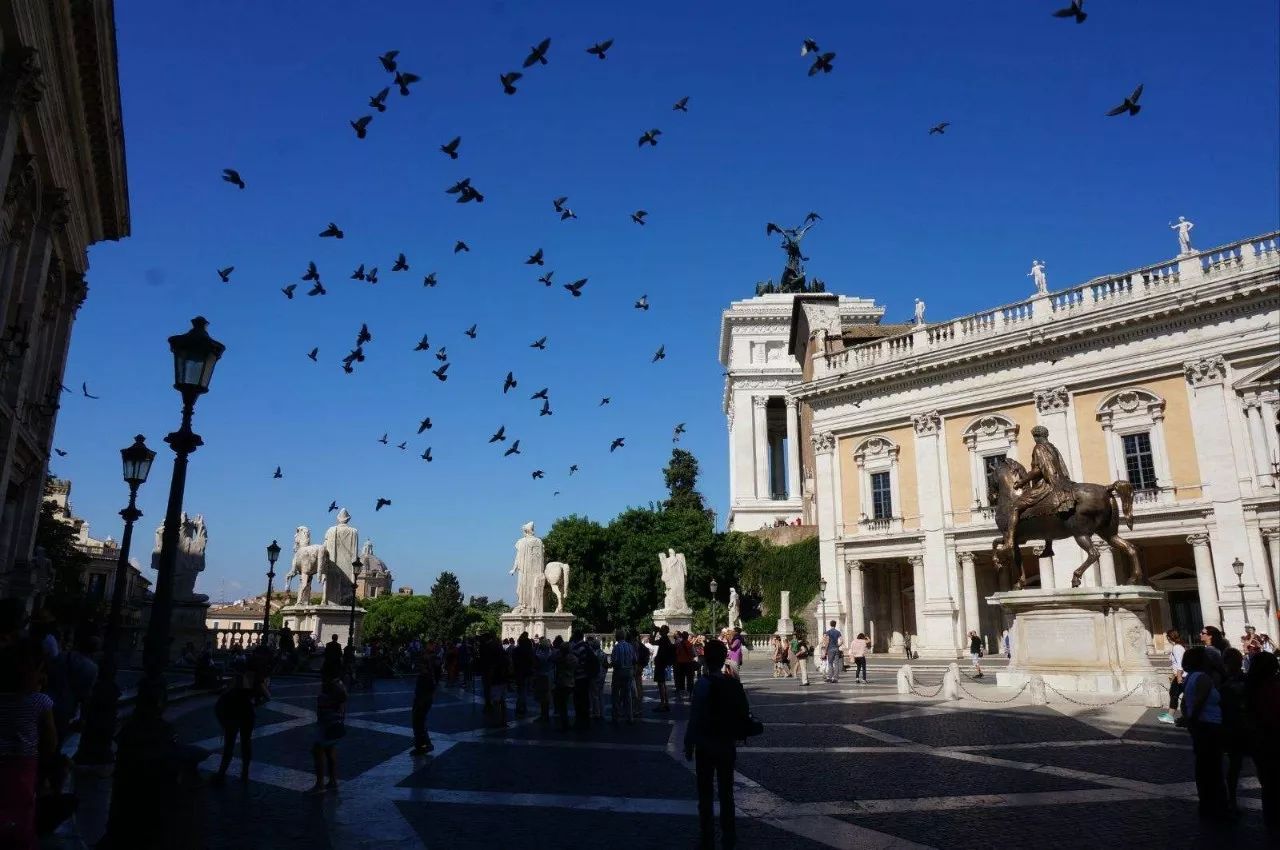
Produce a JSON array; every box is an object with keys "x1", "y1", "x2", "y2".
[
  {"x1": 166, "y1": 600, "x2": 211, "y2": 660},
  {"x1": 501, "y1": 611, "x2": 574, "y2": 642},
  {"x1": 280, "y1": 602, "x2": 365, "y2": 646},
  {"x1": 652, "y1": 609, "x2": 694, "y2": 634},
  {"x1": 987, "y1": 586, "x2": 1165, "y2": 695}
]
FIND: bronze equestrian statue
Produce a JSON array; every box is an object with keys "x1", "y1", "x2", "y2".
[{"x1": 989, "y1": 425, "x2": 1141, "y2": 589}]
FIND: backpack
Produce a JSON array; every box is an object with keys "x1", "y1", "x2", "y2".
[{"x1": 636, "y1": 642, "x2": 651, "y2": 668}]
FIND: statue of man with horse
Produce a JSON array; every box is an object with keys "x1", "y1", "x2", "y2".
[
  {"x1": 990, "y1": 425, "x2": 1142, "y2": 589},
  {"x1": 284, "y1": 525, "x2": 335, "y2": 605}
]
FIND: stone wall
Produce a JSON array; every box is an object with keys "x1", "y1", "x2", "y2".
[{"x1": 744, "y1": 524, "x2": 817, "y2": 547}]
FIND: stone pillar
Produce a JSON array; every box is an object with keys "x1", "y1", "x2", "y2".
[
  {"x1": 1097, "y1": 543, "x2": 1118, "y2": 586},
  {"x1": 1187, "y1": 533, "x2": 1220, "y2": 630},
  {"x1": 959, "y1": 552, "x2": 980, "y2": 647},
  {"x1": 752, "y1": 396, "x2": 769, "y2": 500},
  {"x1": 847, "y1": 559, "x2": 865, "y2": 638},
  {"x1": 1244, "y1": 400, "x2": 1275, "y2": 484},
  {"x1": 769, "y1": 434, "x2": 786, "y2": 499},
  {"x1": 812, "y1": 432, "x2": 844, "y2": 633},
  {"x1": 1035, "y1": 545, "x2": 1056, "y2": 590},
  {"x1": 777, "y1": 590, "x2": 793, "y2": 638},
  {"x1": 888, "y1": 563, "x2": 905, "y2": 651},
  {"x1": 1264, "y1": 528, "x2": 1280, "y2": 615},
  {"x1": 913, "y1": 411, "x2": 960, "y2": 656},
  {"x1": 909, "y1": 555, "x2": 926, "y2": 647},
  {"x1": 785, "y1": 397, "x2": 801, "y2": 501}
]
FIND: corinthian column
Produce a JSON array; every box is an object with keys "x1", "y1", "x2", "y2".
[
  {"x1": 784, "y1": 397, "x2": 801, "y2": 500},
  {"x1": 752, "y1": 396, "x2": 769, "y2": 499},
  {"x1": 1187, "y1": 533, "x2": 1219, "y2": 629}
]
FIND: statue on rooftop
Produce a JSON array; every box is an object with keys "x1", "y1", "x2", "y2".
[
  {"x1": 1029, "y1": 260, "x2": 1047, "y2": 294},
  {"x1": 1170, "y1": 216, "x2": 1195, "y2": 255},
  {"x1": 766, "y1": 213, "x2": 822, "y2": 292}
]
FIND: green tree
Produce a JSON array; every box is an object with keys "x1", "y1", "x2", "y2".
[
  {"x1": 462, "y1": 595, "x2": 511, "y2": 638},
  {"x1": 360, "y1": 594, "x2": 431, "y2": 644},
  {"x1": 662, "y1": 449, "x2": 706, "y2": 513},
  {"x1": 424, "y1": 571, "x2": 466, "y2": 640},
  {"x1": 35, "y1": 497, "x2": 94, "y2": 623}
]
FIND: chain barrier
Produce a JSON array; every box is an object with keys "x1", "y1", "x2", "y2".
[
  {"x1": 1043, "y1": 681, "x2": 1145, "y2": 707},
  {"x1": 957, "y1": 680, "x2": 1029, "y2": 704},
  {"x1": 907, "y1": 678, "x2": 945, "y2": 698}
]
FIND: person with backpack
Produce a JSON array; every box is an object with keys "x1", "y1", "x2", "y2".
[
  {"x1": 653, "y1": 625, "x2": 675, "y2": 713},
  {"x1": 211, "y1": 648, "x2": 270, "y2": 783},
  {"x1": 684, "y1": 639, "x2": 754, "y2": 850},
  {"x1": 793, "y1": 637, "x2": 811, "y2": 686}
]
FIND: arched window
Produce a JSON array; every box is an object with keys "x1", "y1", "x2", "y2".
[
  {"x1": 852, "y1": 436, "x2": 901, "y2": 529},
  {"x1": 1096, "y1": 388, "x2": 1172, "y2": 501},
  {"x1": 961, "y1": 415, "x2": 1020, "y2": 508}
]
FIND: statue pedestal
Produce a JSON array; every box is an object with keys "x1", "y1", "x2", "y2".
[
  {"x1": 987, "y1": 586, "x2": 1165, "y2": 695},
  {"x1": 501, "y1": 610, "x2": 574, "y2": 642},
  {"x1": 281, "y1": 602, "x2": 365, "y2": 646},
  {"x1": 166, "y1": 599, "x2": 210, "y2": 660},
  {"x1": 652, "y1": 609, "x2": 694, "y2": 634}
]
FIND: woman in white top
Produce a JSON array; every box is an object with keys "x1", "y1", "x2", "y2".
[{"x1": 1158, "y1": 629, "x2": 1186, "y2": 724}]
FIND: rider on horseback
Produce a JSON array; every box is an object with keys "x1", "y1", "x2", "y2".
[{"x1": 1004, "y1": 426, "x2": 1077, "y2": 552}]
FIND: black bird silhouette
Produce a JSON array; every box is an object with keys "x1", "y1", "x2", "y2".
[
  {"x1": 564, "y1": 278, "x2": 587, "y2": 297},
  {"x1": 421, "y1": 447, "x2": 433, "y2": 462},
  {"x1": 375, "y1": 498, "x2": 392, "y2": 512},
  {"x1": 503, "y1": 371, "x2": 517, "y2": 393},
  {"x1": 458, "y1": 184, "x2": 484, "y2": 204},
  {"x1": 308, "y1": 281, "x2": 326, "y2": 296},
  {"x1": 638, "y1": 129, "x2": 662, "y2": 147},
  {"x1": 418, "y1": 417, "x2": 433, "y2": 433},
  {"x1": 531, "y1": 388, "x2": 549, "y2": 400},
  {"x1": 356, "y1": 323, "x2": 372, "y2": 345},
  {"x1": 539, "y1": 400, "x2": 552, "y2": 417},
  {"x1": 351, "y1": 116, "x2": 372, "y2": 139},
  {"x1": 320, "y1": 222, "x2": 344, "y2": 239},
  {"x1": 530, "y1": 336, "x2": 547, "y2": 350},
  {"x1": 673, "y1": 422, "x2": 686, "y2": 442},
  {"x1": 423, "y1": 272, "x2": 438, "y2": 287},
  {"x1": 552, "y1": 196, "x2": 569, "y2": 213},
  {"x1": 630, "y1": 210, "x2": 647, "y2": 225},
  {"x1": 804, "y1": 211, "x2": 822, "y2": 225},
  {"x1": 652, "y1": 344, "x2": 665, "y2": 363},
  {"x1": 440, "y1": 136, "x2": 461, "y2": 159},
  {"x1": 490, "y1": 425, "x2": 506, "y2": 443},
  {"x1": 569, "y1": 464, "x2": 579, "y2": 475},
  {"x1": 273, "y1": 466, "x2": 283, "y2": 479},
  {"x1": 553, "y1": 491, "x2": 560, "y2": 497},
  {"x1": 609, "y1": 437, "x2": 625, "y2": 452},
  {"x1": 673, "y1": 96, "x2": 689, "y2": 112},
  {"x1": 525, "y1": 248, "x2": 545, "y2": 266},
  {"x1": 393, "y1": 253, "x2": 409, "y2": 272},
  {"x1": 1052, "y1": 0, "x2": 1087, "y2": 24},
  {"x1": 523, "y1": 37, "x2": 551, "y2": 68},
  {"x1": 366, "y1": 267, "x2": 379, "y2": 284},
  {"x1": 929, "y1": 122, "x2": 950, "y2": 135},
  {"x1": 599, "y1": 397, "x2": 610, "y2": 406},
  {"x1": 465, "y1": 324, "x2": 477, "y2": 339},
  {"x1": 396, "y1": 441, "x2": 407, "y2": 450},
  {"x1": 222, "y1": 168, "x2": 245, "y2": 189},
  {"x1": 454, "y1": 241, "x2": 470, "y2": 254},
  {"x1": 54, "y1": 448, "x2": 67, "y2": 457},
  {"x1": 414, "y1": 335, "x2": 430, "y2": 351},
  {"x1": 379, "y1": 50, "x2": 399, "y2": 72},
  {"x1": 343, "y1": 343, "x2": 363, "y2": 364},
  {"x1": 500, "y1": 71, "x2": 523, "y2": 95},
  {"x1": 217, "y1": 267, "x2": 234, "y2": 283},
  {"x1": 307, "y1": 347, "x2": 319, "y2": 361},
  {"x1": 303, "y1": 261, "x2": 320, "y2": 281},
  {"x1": 369, "y1": 87, "x2": 390, "y2": 112},
  {"x1": 394, "y1": 71, "x2": 420, "y2": 96},
  {"x1": 531, "y1": 470, "x2": 544, "y2": 480},
  {"x1": 342, "y1": 363, "x2": 354, "y2": 374},
  {"x1": 1106, "y1": 84, "x2": 1144, "y2": 117},
  {"x1": 351, "y1": 264, "x2": 366, "y2": 281},
  {"x1": 328, "y1": 501, "x2": 338, "y2": 512},
  {"x1": 378, "y1": 433, "x2": 389, "y2": 445},
  {"x1": 634, "y1": 294, "x2": 649, "y2": 310},
  {"x1": 435, "y1": 346, "x2": 448, "y2": 361},
  {"x1": 586, "y1": 39, "x2": 614, "y2": 59},
  {"x1": 282, "y1": 284, "x2": 297, "y2": 299},
  {"x1": 537, "y1": 271, "x2": 555, "y2": 286},
  {"x1": 808, "y1": 52, "x2": 836, "y2": 75},
  {"x1": 801, "y1": 38, "x2": 820, "y2": 56},
  {"x1": 81, "y1": 382, "x2": 98, "y2": 399},
  {"x1": 433, "y1": 363, "x2": 450, "y2": 381},
  {"x1": 560, "y1": 207, "x2": 577, "y2": 221},
  {"x1": 504, "y1": 440, "x2": 521, "y2": 457}
]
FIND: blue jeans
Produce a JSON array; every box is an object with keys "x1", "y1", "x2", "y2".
[
  {"x1": 826, "y1": 652, "x2": 841, "y2": 681},
  {"x1": 610, "y1": 674, "x2": 633, "y2": 722}
]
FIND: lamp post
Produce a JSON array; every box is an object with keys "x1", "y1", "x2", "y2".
[
  {"x1": 349, "y1": 557, "x2": 362, "y2": 645},
  {"x1": 74, "y1": 436, "x2": 155, "y2": 765},
  {"x1": 105, "y1": 318, "x2": 224, "y2": 846},
  {"x1": 1232, "y1": 557, "x2": 1249, "y2": 628},
  {"x1": 263, "y1": 540, "x2": 281, "y2": 637},
  {"x1": 819, "y1": 577, "x2": 828, "y2": 636},
  {"x1": 709, "y1": 579, "x2": 719, "y2": 634}
]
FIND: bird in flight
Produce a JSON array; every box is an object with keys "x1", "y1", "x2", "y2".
[
  {"x1": 365, "y1": 267, "x2": 379, "y2": 284},
  {"x1": 530, "y1": 336, "x2": 547, "y2": 350},
  {"x1": 369, "y1": 87, "x2": 390, "y2": 112},
  {"x1": 446, "y1": 177, "x2": 484, "y2": 203},
  {"x1": 634, "y1": 294, "x2": 649, "y2": 311},
  {"x1": 378, "y1": 433, "x2": 389, "y2": 445},
  {"x1": 503, "y1": 371, "x2": 517, "y2": 393},
  {"x1": 531, "y1": 470, "x2": 545, "y2": 480},
  {"x1": 673, "y1": 423, "x2": 686, "y2": 442},
  {"x1": 222, "y1": 168, "x2": 245, "y2": 189},
  {"x1": 1051, "y1": 0, "x2": 1087, "y2": 24},
  {"x1": 672, "y1": 96, "x2": 689, "y2": 112},
  {"x1": 217, "y1": 267, "x2": 233, "y2": 283},
  {"x1": 630, "y1": 210, "x2": 647, "y2": 225},
  {"x1": 599, "y1": 397, "x2": 610, "y2": 406},
  {"x1": 394, "y1": 71, "x2": 420, "y2": 96},
  {"x1": 433, "y1": 363, "x2": 450, "y2": 381},
  {"x1": 440, "y1": 136, "x2": 461, "y2": 159},
  {"x1": 393, "y1": 253, "x2": 409, "y2": 272},
  {"x1": 500, "y1": 71, "x2": 523, "y2": 95},
  {"x1": 586, "y1": 38, "x2": 614, "y2": 59},
  {"x1": 379, "y1": 50, "x2": 399, "y2": 72},
  {"x1": 1105, "y1": 84, "x2": 1144, "y2": 117},
  {"x1": 928, "y1": 122, "x2": 950, "y2": 135},
  {"x1": 421, "y1": 447, "x2": 433, "y2": 462},
  {"x1": 454, "y1": 240, "x2": 470, "y2": 254},
  {"x1": 808, "y1": 51, "x2": 836, "y2": 76},
  {"x1": 801, "y1": 38, "x2": 820, "y2": 56},
  {"x1": 81, "y1": 382, "x2": 99, "y2": 399},
  {"x1": 356, "y1": 324, "x2": 372, "y2": 346},
  {"x1": 396, "y1": 441, "x2": 407, "y2": 451},
  {"x1": 610, "y1": 437, "x2": 626, "y2": 452},
  {"x1": 569, "y1": 464, "x2": 579, "y2": 475},
  {"x1": 307, "y1": 347, "x2": 319, "y2": 361},
  {"x1": 531, "y1": 388, "x2": 549, "y2": 400},
  {"x1": 351, "y1": 264, "x2": 366, "y2": 281},
  {"x1": 652, "y1": 344, "x2": 665, "y2": 363},
  {"x1": 552, "y1": 196, "x2": 569, "y2": 213},
  {"x1": 54, "y1": 448, "x2": 67, "y2": 457},
  {"x1": 523, "y1": 37, "x2": 551, "y2": 67},
  {"x1": 319, "y1": 222, "x2": 344, "y2": 239},
  {"x1": 638, "y1": 129, "x2": 662, "y2": 147},
  {"x1": 375, "y1": 498, "x2": 392, "y2": 512},
  {"x1": 328, "y1": 501, "x2": 338, "y2": 513},
  {"x1": 273, "y1": 466, "x2": 283, "y2": 479},
  {"x1": 302, "y1": 261, "x2": 320, "y2": 281},
  {"x1": 564, "y1": 278, "x2": 587, "y2": 297},
  {"x1": 465, "y1": 324, "x2": 477, "y2": 339},
  {"x1": 351, "y1": 116, "x2": 372, "y2": 139},
  {"x1": 504, "y1": 440, "x2": 521, "y2": 457},
  {"x1": 489, "y1": 425, "x2": 507, "y2": 443},
  {"x1": 435, "y1": 346, "x2": 448, "y2": 361},
  {"x1": 414, "y1": 335, "x2": 430, "y2": 351},
  {"x1": 559, "y1": 206, "x2": 577, "y2": 221},
  {"x1": 539, "y1": 400, "x2": 552, "y2": 417},
  {"x1": 423, "y1": 272, "x2": 438, "y2": 287},
  {"x1": 418, "y1": 417, "x2": 433, "y2": 433},
  {"x1": 525, "y1": 248, "x2": 545, "y2": 266},
  {"x1": 282, "y1": 284, "x2": 297, "y2": 299},
  {"x1": 537, "y1": 271, "x2": 554, "y2": 287},
  {"x1": 308, "y1": 281, "x2": 326, "y2": 296}
]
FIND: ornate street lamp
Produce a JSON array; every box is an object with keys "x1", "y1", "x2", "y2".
[
  {"x1": 263, "y1": 540, "x2": 281, "y2": 635},
  {"x1": 1232, "y1": 557, "x2": 1249, "y2": 628},
  {"x1": 349, "y1": 557, "x2": 363, "y2": 645},
  {"x1": 105, "y1": 318, "x2": 224, "y2": 845},
  {"x1": 819, "y1": 577, "x2": 828, "y2": 635},
  {"x1": 709, "y1": 579, "x2": 719, "y2": 634},
  {"x1": 75, "y1": 435, "x2": 155, "y2": 765}
]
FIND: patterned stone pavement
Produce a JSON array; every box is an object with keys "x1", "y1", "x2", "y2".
[{"x1": 59, "y1": 660, "x2": 1273, "y2": 848}]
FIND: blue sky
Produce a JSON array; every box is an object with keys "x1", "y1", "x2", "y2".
[{"x1": 52, "y1": 1, "x2": 1278, "y2": 603}]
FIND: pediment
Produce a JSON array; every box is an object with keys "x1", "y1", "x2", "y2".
[{"x1": 1234, "y1": 356, "x2": 1280, "y2": 391}]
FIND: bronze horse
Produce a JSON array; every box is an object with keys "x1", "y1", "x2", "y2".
[{"x1": 988, "y1": 457, "x2": 1142, "y2": 589}]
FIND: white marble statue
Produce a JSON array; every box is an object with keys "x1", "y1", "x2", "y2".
[
  {"x1": 1171, "y1": 216, "x2": 1194, "y2": 255},
  {"x1": 913, "y1": 298, "x2": 925, "y2": 326},
  {"x1": 321, "y1": 508, "x2": 359, "y2": 605},
  {"x1": 657, "y1": 549, "x2": 689, "y2": 613},
  {"x1": 152, "y1": 512, "x2": 209, "y2": 602},
  {"x1": 727, "y1": 587, "x2": 743, "y2": 630},
  {"x1": 285, "y1": 525, "x2": 330, "y2": 605},
  {"x1": 509, "y1": 522, "x2": 571, "y2": 614},
  {"x1": 1028, "y1": 259, "x2": 1047, "y2": 294}
]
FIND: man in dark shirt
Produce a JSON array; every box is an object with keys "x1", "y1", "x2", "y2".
[
  {"x1": 684, "y1": 639, "x2": 750, "y2": 849},
  {"x1": 653, "y1": 625, "x2": 675, "y2": 712},
  {"x1": 323, "y1": 634, "x2": 342, "y2": 666},
  {"x1": 411, "y1": 649, "x2": 438, "y2": 754},
  {"x1": 570, "y1": 631, "x2": 593, "y2": 730}
]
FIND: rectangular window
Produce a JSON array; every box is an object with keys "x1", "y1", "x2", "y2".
[
  {"x1": 870, "y1": 471, "x2": 893, "y2": 520},
  {"x1": 1122, "y1": 432, "x2": 1158, "y2": 490},
  {"x1": 982, "y1": 454, "x2": 1007, "y2": 505}
]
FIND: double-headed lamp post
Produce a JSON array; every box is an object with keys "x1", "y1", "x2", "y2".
[
  {"x1": 105, "y1": 317, "x2": 224, "y2": 846},
  {"x1": 74, "y1": 435, "x2": 155, "y2": 765},
  {"x1": 349, "y1": 558, "x2": 363, "y2": 645},
  {"x1": 819, "y1": 577, "x2": 828, "y2": 634},
  {"x1": 263, "y1": 540, "x2": 281, "y2": 636},
  {"x1": 1232, "y1": 557, "x2": 1249, "y2": 629},
  {"x1": 710, "y1": 579, "x2": 719, "y2": 634}
]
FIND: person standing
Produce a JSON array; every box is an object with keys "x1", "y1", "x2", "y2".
[
  {"x1": 411, "y1": 650, "x2": 437, "y2": 755},
  {"x1": 793, "y1": 637, "x2": 810, "y2": 686},
  {"x1": 674, "y1": 632, "x2": 695, "y2": 699},
  {"x1": 570, "y1": 631, "x2": 594, "y2": 729},
  {"x1": 653, "y1": 626, "x2": 674, "y2": 712},
  {"x1": 849, "y1": 633, "x2": 869, "y2": 684},
  {"x1": 1158, "y1": 630, "x2": 1187, "y2": 725},
  {"x1": 1219, "y1": 648, "x2": 1249, "y2": 813},
  {"x1": 631, "y1": 633, "x2": 649, "y2": 720},
  {"x1": 823, "y1": 621, "x2": 842, "y2": 684},
  {"x1": 308, "y1": 659, "x2": 348, "y2": 794},
  {"x1": 610, "y1": 629, "x2": 636, "y2": 725},
  {"x1": 684, "y1": 639, "x2": 751, "y2": 850},
  {"x1": 1244, "y1": 650, "x2": 1279, "y2": 829},
  {"x1": 0, "y1": 639, "x2": 57, "y2": 849},
  {"x1": 968, "y1": 631, "x2": 985, "y2": 678},
  {"x1": 1178, "y1": 645, "x2": 1228, "y2": 819},
  {"x1": 533, "y1": 637, "x2": 554, "y2": 722},
  {"x1": 587, "y1": 636, "x2": 606, "y2": 720},
  {"x1": 1002, "y1": 629, "x2": 1011, "y2": 659},
  {"x1": 726, "y1": 629, "x2": 745, "y2": 678},
  {"x1": 212, "y1": 650, "x2": 270, "y2": 783},
  {"x1": 323, "y1": 634, "x2": 342, "y2": 667},
  {"x1": 512, "y1": 632, "x2": 534, "y2": 719},
  {"x1": 552, "y1": 637, "x2": 577, "y2": 732}
]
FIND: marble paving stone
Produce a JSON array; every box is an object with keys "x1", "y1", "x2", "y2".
[
  {"x1": 251, "y1": 723, "x2": 414, "y2": 777},
  {"x1": 743, "y1": 722, "x2": 889, "y2": 749},
  {"x1": 748, "y1": 699, "x2": 921, "y2": 726},
  {"x1": 981, "y1": 740, "x2": 1253, "y2": 783},
  {"x1": 866, "y1": 705, "x2": 1111, "y2": 747},
  {"x1": 175, "y1": 705, "x2": 294, "y2": 745},
  {"x1": 486, "y1": 718, "x2": 676, "y2": 747},
  {"x1": 204, "y1": 779, "x2": 336, "y2": 850}
]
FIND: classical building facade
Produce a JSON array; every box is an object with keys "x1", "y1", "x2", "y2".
[
  {"x1": 780, "y1": 227, "x2": 1278, "y2": 657},
  {"x1": 355, "y1": 540, "x2": 393, "y2": 599},
  {"x1": 46, "y1": 477, "x2": 149, "y2": 617},
  {"x1": 0, "y1": 3, "x2": 130, "y2": 597}
]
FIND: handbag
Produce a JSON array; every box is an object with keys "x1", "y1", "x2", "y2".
[{"x1": 739, "y1": 712, "x2": 764, "y2": 739}]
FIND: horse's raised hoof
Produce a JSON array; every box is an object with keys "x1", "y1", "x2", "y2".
[{"x1": 1071, "y1": 577, "x2": 1082, "y2": 588}]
